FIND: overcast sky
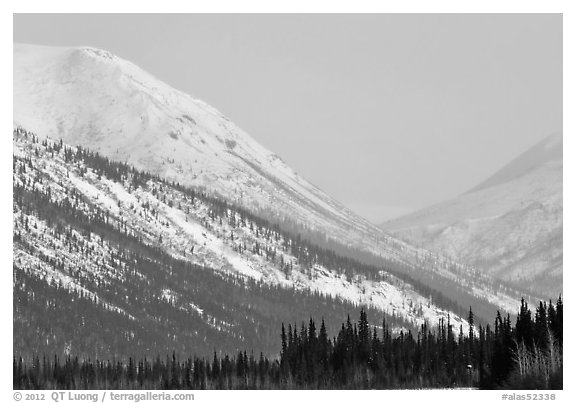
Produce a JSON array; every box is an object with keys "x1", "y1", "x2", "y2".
[{"x1": 13, "y1": 14, "x2": 562, "y2": 223}]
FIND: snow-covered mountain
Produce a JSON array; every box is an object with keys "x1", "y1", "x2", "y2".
[
  {"x1": 13, "y1": 42, "x2": 534, "y2": 336},
  {"x1": 381, "y1": 134, "x2": 563, "y2": 297},
  {"x1": 14, "y1": 43, "x2": 385, "y2": 256},
  {"x1": 14, "y1": 43, "x2": 468, "y2": 278}
]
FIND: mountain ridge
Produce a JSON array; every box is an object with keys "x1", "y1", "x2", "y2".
[
  {"x1": 14, "y1": 43, "x2": 389, "y2": 257},
  {"x1": 467, "y1": 132, "x2": 562, "y2": 194}
]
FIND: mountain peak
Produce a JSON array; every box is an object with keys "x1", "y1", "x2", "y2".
[
  {"x1": 77, "y1": 46, "x2": 117, "y2": 61},
  {"x1": 13, "y1": 43, "x2": 387, "y2": 262}
]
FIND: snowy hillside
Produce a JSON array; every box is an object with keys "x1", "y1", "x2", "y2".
[
  {"x1": 13, "y1": 43, "x2": 476, "y2": 275},
  {"x1": 381, "y1": 134, "x2": 563, "y2": 297},
  {"x1": 13, "y1": 43, "x2": 535, "y2": 327},
  {"x1": 14, "y1": 43, "x2": 382, "y2": 256},
  {"x1": 14, "y1": 129, "x2": 485, "y2": 357}
]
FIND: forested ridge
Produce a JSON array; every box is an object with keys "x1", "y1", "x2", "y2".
[{"x1": 14, "y1": 297, "x2": 562, "y2": 389}]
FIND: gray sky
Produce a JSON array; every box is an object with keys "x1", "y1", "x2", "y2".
[{"x1": 13, "y1": 14, "x2": 562, "y2": 223}]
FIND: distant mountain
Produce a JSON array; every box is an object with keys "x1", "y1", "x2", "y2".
[
  {"x1": 469, "y1": 133, "x2": 562, "y2": 193},
  {"x1": 381, "y1": 134, "x2": 563, "y2": 297}
]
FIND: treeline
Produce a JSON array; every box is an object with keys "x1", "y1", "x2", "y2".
[{"x1": 14, "y1": 297, "x2": 562, "y2": 390}]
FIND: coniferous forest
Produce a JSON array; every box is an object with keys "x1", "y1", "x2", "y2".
[{"x1": 14, "y1": 296, "x2": 562, "y2": 390}]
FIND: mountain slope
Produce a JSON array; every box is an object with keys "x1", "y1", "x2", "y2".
[
  {"x1": 13, "y1": 43, "x2": 534, "y2": 328},
  {"x1": 13, "y1": 43, "x2": 382, "y2": 255},
  {"x1": 14, "y1": 43, "x2": 482, "y2": 275},
  {"x1": 468, "y1": 133, "x2": 562, "y2": 193},
  {"x1": 14, "y1": 128, "x2": 482, "y2": 358},
  {"x1": 381, "y1": 134, "x2": 563, "y2": 297}
]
